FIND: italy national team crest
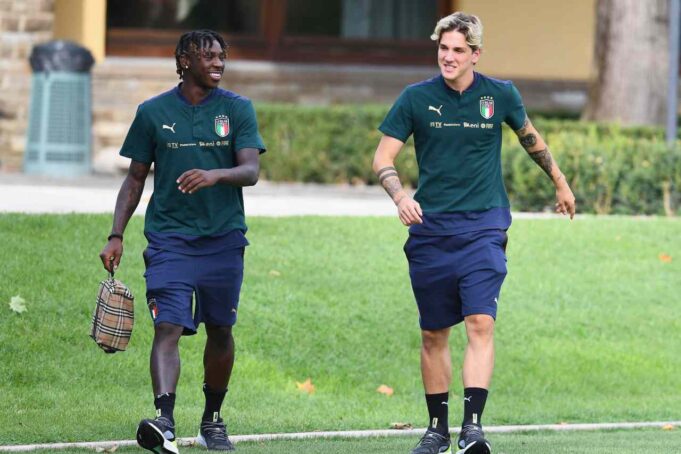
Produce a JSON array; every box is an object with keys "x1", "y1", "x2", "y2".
[
  {"x1": 215, "y1": 115, "x2": 230, "y2": 137},
  {"x1": 480, "y1": 96, "x2": 495, "y2": 119},
  {"x1": 147, "y1": 297, "x2": 158, "y2": 320}
]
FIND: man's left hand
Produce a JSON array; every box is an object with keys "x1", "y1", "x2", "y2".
[
  {"x1": 177, "y1": 169, "x2": 219, "y2": 194},
  {"x1": 555, "y1": 179, "x2": 576, "y2": 219}
]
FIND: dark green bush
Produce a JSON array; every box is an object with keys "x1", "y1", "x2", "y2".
[{"x1": 257, "y1": 104, "x2": 681, "y2": 215}]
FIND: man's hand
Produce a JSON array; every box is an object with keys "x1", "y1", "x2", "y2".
[
  {"x1": 555, "y1": 177, "x2": 576, "y2": 219},
  {"x1": 177, "y1": 169, "x2": 219, "y2": 194},
  {"x1": 397, "y1": 196, "x2": 423, "y2": 226},
  {"x1": 99, "y1": 238, "x2": 123, "y2": 273}
]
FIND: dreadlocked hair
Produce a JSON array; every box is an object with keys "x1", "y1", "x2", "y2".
[{"x1": 175, "y1": 30, "x2": 227, "y2": 79}]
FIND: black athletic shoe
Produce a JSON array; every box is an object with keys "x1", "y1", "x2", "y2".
[
  {"x1": 196, "y1": 418, "x2": 235, "y2": 451},
  {"x1": 456, "y1": 424, "x2": 491, "y2": 454},
  {"x1": 410, "y1": 430, "x2": 452, "y2": 454},
  {"x1": 136, "y1": 416, "x2": 179, "y2": 454}
]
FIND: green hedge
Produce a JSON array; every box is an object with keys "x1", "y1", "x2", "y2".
[{"x1": 257, "y1": 104, "x2": 681, "y2": 215}]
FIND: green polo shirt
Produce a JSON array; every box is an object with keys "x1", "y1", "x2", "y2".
[
  {"x1": 120, "y1": 86, "x2": 266, "y2": 236},
  {"x1": 379, "y1": 72, "x2": 526, "y2": 213}
]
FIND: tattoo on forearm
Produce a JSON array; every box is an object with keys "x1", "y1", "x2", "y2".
[
  {"x1": 112, "y1": 163, "x2": 148, "y2": 233},
  {"x1": 376, "y1": 166, "x2": 404, "y2": 200},
  {"x1": 528, "y1": 147, "x2": 554, "y2": 178},
  {"x1": 113, "y1": 179, "x2": 144, "y2": 233},
  {"x1": 379, "y1": 170, "x2": 398, "y2": 184},
  {"x1": 384, "y1": 177, "x2": 404, "y2": 200},
  {"x1": 376, "y1": 166, "x2": 396, "y2": 179},
  {"x1": 519, "y1": 133, "x2": 537, "y2": 148}
]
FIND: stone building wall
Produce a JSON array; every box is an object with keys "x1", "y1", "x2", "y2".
[
  {"x1": 0, "y1": 0, "x2": 54, "y2": 171},
  {"x1": 0, "y1": 2, "x2": 586, "y2": 174}
]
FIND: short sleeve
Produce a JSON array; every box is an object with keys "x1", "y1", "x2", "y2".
[
  {"x1": 119, "y1": 105, "x2": 155, "y2": 163},
  {"x1": 504, "y1": 83, "x2": 527, "y2": 131},
  {"x1": 378, "y1": 88, "x2": 413, "y2": 142},
  {"x1": 234, "y1": 100, "x2": 266, "y2": 153}
]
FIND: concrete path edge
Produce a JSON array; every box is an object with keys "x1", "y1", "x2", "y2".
[{"x1": 1, "y1": 420, "x2": 679, "y2": 452}]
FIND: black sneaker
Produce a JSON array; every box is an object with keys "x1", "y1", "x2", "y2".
[
  {"x1": 136, "y1": 416, "x2": 179, "y2": 454},
  {"x1": 410, "y1": 430, "x2": 452, "y2": 454},
  {"x1": 456, "y1": 424, "x2": 491, "y2": 454},
  {"x1": 196, "y1": 418, "x2": 235, "y2": 451}
]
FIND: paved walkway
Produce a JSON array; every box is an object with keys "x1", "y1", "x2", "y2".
[
  {"x1": 0, "y1": 172, "x2": 397, "y2": 216},
  {"x1": 0, "y1": 172, "x2": 563, "y2": 218}
]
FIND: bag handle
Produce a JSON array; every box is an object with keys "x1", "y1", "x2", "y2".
[{"x1": 109, "y1": 258, "x2": 115, "y2": 281}]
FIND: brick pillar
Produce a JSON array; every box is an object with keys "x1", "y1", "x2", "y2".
[{"x1": 0, "y1": 0, "x2": 54, "y2": 171}]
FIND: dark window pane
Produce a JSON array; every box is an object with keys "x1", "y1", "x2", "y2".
[
  {"x1": 285, "y1": 0, "x2": 342, "y2": 36},
  {"x1": 107, "y1": 0, "x2": 260, "y2": 34},
  {"x1": 285, "y1": 0, "x2": 437, "y2": 39}
]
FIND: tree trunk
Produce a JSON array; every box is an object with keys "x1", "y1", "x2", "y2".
[{"x1": 582, "y1": 0, "x2": 669, "y2": 125}]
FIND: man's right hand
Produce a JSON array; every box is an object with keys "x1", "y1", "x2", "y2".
[
  {"x1": 99, "y1": 239, "x2": 123, "y2": 273},
  {"x1": 396, "y1": 196, "x2": 423, "y2": 226}
]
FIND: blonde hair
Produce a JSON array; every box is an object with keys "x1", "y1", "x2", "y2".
[{"x1": 430, "y1": 12, "x2": 483, "y2": 51}]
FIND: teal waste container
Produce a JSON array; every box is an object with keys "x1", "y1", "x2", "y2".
[{"x1": 24, "y1": 41, "x2": 95, "y2": 177}]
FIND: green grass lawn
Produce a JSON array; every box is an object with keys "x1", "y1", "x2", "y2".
[
  {"x1": 35, "y1": 428, "x2": 681, "y2": 454},
  {"x1": 1, "y1": 215, "x2": 680, "y2": 446}
]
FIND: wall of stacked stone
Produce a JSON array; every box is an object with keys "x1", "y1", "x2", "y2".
[
  {"x1": 0, "y1": 2, "x2": 586, "y2": 175},
  {"x1": 0, "y1": 0, "x2": 54, "y2": 171}
]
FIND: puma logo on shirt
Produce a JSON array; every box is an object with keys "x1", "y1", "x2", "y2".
[{"x1": 428, "y1": 105, "x2": 443, "y2": 116}]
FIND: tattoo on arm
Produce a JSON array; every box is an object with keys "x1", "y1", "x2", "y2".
[
  {"x1": 112, "y1": 163, "x2": 148, "y2": 234},
  {"x1": 376, "y1": 166, "x2": 396, "y2": 179},
  {"x1": 527, "y1": 147, "x2": 554, "y2": 178},
  {"x1": 376, "y1": 166, "x2": 404, "y2": 201},
  {"x1": 519, "y1": 133, "x2": 537, "y2": 148},
  {"x1": 379, "y1": 170, "x2": 399, "y2": 184}
]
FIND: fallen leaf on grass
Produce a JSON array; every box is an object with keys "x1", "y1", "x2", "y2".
[
  {"x1": 390, "y1": 422, "x2": 413, "y2": 430},
  {"x1": 662, "y1": 424, "x2": 675, "y2": 431},
  {"x1": 377, "y1": 384, "x2": 394, "y2": 396},
  {"x1": 95, "y1": 445, "x2": 118, "y2": 453},
  {"x1": 296, "y1": 378, "x2": 315, "y2": 394},
  {"x1": 269, "y1": 270, "x2": 281, "y2": 277},
  {"x1": 659, "y1": 253, "x2": 673, "y2": 263},
  {"x1": 9, "y1": 295, "x2": 26, "y2": 313}
]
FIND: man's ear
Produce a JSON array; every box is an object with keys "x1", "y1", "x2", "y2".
[
  {"x1": 471, "y1": 48, "x2": 481, "y2": 65},
  {"x1": 178, "y1": 53, "x2": 189, "y2": 69}
]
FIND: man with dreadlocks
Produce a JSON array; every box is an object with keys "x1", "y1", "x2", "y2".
[{"x1": 100, "y1": 29, "x2": 265, "y2": 453}]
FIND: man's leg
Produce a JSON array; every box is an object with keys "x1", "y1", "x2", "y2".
[
  {"x1": 137, "y1": 322, "x2": 183, "y2": 454},
  {"x1": 151, "y1": 322, "x2": 185, "y2": 397},
  {"x1": 196, "y1": 324, "x2": 236, "y2": 451},
  {"x1": 411, "y1": 327, "x2": 453, "y2": 453},
  {"x1": 422, "y1": 327, "x2": 452, "y2": 394},
  {"x1": 456, "y1": 314, "x2": 494, "y2": 453},
  {"x1": 202, "y1": 324, "x2": 235, "y2": 421},
  {"x1": 462, "y1": 314, "x2": 494, "y2": 390}
]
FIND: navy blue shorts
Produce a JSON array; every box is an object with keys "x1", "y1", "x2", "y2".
[
  {"x1": 143, "y1": 246, "x2": 245, "y2": 335},
  {"x1": 404, "y1": 229, "x2": 508, "y2": 330}
]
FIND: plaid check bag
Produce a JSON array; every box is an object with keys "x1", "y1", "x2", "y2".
[{"x1": 90, "y1": 272, "x2": 134, "y2": 353}]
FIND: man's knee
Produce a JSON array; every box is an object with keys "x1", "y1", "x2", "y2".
[
  {"x1": 465, "y1": 314, "x2": 495, "y2": 340},
  {"x1": 154, "y1": 322, "x2": 184, "y2": 342},
  {"x1": 421, "y1": 328, "x2": 450, "y2": 352},
  {"x1": 206, "y1": 324, "x2": 233, "y2": 346}
]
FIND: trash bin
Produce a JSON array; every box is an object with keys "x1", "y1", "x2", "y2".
[{"x1": 24, "y1": 40, "x2": 95, "y2": 177}]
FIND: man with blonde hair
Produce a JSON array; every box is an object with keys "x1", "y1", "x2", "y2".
[{"x1": 373, "y1": 12, "x2": 575, "y2": 454}]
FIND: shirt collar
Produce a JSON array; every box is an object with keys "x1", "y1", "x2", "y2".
[{"x1": 174, "y1": 84, "x2": 217, "y2": 106}]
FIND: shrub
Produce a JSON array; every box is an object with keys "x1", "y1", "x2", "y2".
[{"x1": 257, "y1": 104, "x2": 681, "y2": 215}]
